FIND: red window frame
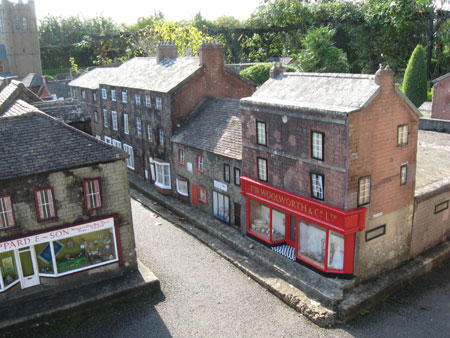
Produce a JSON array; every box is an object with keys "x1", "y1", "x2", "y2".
[
  {"x1": 199, "y1": 187, "x2": 208, "y2": 203},
  {"x1": 83, "y1": 178, "x2": 103, "y2": 211},
  {"x1": 178, "y1": 149, "x2": 185, "y2": 165},
  {"x1": 196, "y1": 155, "x2": 204, "y2": 173},
  {"x1": 0, "y1": 195, "x2": 16, "y2": 229},
  {"x1": 34, "y1": 187, "x2": 57, "y2": 222}
]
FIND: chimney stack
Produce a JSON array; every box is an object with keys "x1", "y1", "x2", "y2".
[
  {"x1": 375, "y1": 65, "x2": 394, "y2": 89},
  {"x1": 199, "y1": 42, "x2": 224, "y2": 71},
  {"x1": 270, "y1": 62, "x2": 285, "y2": 79},
  {"x1": 156, "y1": 43, "x2": 178, "y2": 63}
]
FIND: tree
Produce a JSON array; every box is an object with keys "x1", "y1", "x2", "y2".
[
  {"x1": 239, "y1": 63, "x2": 296, "y2": 85},
  {"x1": 296, "y1": 26, "x2": 349, "y2": 73},
  {"x1": 403, "y1": 45, "x2": 428, "y2": 107}
]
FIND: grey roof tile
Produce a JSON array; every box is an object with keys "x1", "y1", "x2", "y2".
[
  {"x1": 101, "y1": 57, "x2": 202, "y2": 93},
  {"x1": 69, "y1": 67, "x2": 118, "y2": 90},
  {"x1": 0, "y1": 100, "x2": 127, "y2": 181},
  {"x1": 33, "y1": 99, "x2": 90, "y2": 124},
  {"x1": 241, "y1": 72, "x2": 380, "y2": 114},
  {"x1": 172, "y1": 98, "x2": 242, "y2": 160}
]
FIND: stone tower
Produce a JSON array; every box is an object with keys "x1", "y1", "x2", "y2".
[{"x1": 0, "y1": 0, "x2": 42, "y2": 77}]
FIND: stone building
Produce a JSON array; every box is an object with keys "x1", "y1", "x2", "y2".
[
  {"x1": 0, "y1": 100, "x2": 136, "y2": 300},
  {"x1": 171, "y1": 98, "x2": 243, "y2": 227},
  {"x1": 431, "y1": 72, "x2": 450, "y2": 120},
  {"x1": 240, "y1": 66, "x2": 420, "y2": 280},
  {"x1": 0, "y1": 0, "x2": 42, "y2": 77},
  {"x1": 69, "y1": 43, "x2": 255, "y2": 195}
]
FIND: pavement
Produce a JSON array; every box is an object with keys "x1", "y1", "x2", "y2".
[
  {"x1": 129, "y1": 172, "x2": 450, "y2": 326},
  {"x1": 0, "y1": 261, "x2": 160, "y2": 333}
]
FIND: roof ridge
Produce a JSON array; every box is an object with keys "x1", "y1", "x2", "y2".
[{"x1": 284, "y1": 72, "x2": 374, "y2": 79}]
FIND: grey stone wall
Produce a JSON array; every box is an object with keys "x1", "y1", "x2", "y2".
[
  {"x1": 0, "y1": 160, "x2": 137, "y2": 299},
  {"x1": 419, "y1": 117, "x2": 450, "y2": 134},
  {"x1": 172, "y1": 142, "x2": 243, "y2": 228}
]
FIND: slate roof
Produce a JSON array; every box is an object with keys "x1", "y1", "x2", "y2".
[
  {"x1": 418, "y1": 101, "x2": 432, "y2": 118},
  {"x1": 0, "y1": 80, "x2": 41, "y2": 113},
  {"x1": 22, "y1": 73, "x2": 43, "y2": 87},
  {"x1": 0, "y1": 100, "x2": 127, "y2": 181},
  {"x1": 241, "y1": 72, "x2": 381, "y2": 115},
  {"x1": 69, "y1": 67, "x2": 118, "y2": 90},
  {"x1": 32, "y1": 99, "x2": 90, "y2": 124},
  {"x1": 101, "y1": 57, "x2": 202, "y2": 93},
  {"x1": 46, "y1": 80, "x2": 71, "y2": 99},
  {"x1": 415, "y1": 130, "x2": 450, "y2": 198},
  {"x1": 432, "y1": 72, "x2": 450, "y2": 84},
  {"x1": 171, "y1": 98, "x2": 242, "y2": 160}
]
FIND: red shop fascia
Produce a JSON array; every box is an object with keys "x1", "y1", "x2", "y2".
[{"x1": 241, "y1": 177, "x2": 367, "y2": 274}]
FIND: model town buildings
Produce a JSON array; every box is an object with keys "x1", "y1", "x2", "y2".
[
  {"x1": 0, "y1": 98, "x2": 136, "y2": 299},
  {"x1": 71, "y1": 44, "x2": 449, "y2": 283}
]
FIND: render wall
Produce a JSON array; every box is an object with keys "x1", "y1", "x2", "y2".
[
  {"x1": 0, "y1": 160, "x2": 136, "y2": 300},
  {"x1": 349, "y1": 84, "x2": 419, "y2": 280},
  {"x1": 431, "y1": 76, "x2": 450, "y2": 120},
  {"x1": 410, "y1": 190, "x2": 450, "y2": 257}
]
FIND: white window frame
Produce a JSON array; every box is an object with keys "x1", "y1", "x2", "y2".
[
  {"x1": 81, "y1": 90, "x2": 86, "y2": 100},
  {"x1": 256, "y1": 121, "x2": 267, "y2": 146},
  {"x1": 83, "y1": 178, "x2": 102, "y2": 210},
  {"x1": 311, "y1": 131, "x2": 324, "y2": 161},
  {"x1": 93, "y1": 92, "x2": 97, "y2": 102},
  {"x1": 111, "y1": 110, "x2": 118, "y2": 131},
  {"x1": 311, "y1": 173, "x2": 324, "y2": 200},
  {"x1": 111, "y1": 89, "x2": 116, "y2": 101},
  {"x1": 104, "y1": 136, "x2": 112, "y2": 144},
  {"x1": 94, "y1": 111, "x2": 99, "y2": 123},
  {"x1": 112, "y1": 139, "x2": 122, "y2": 149},
  {"x1": 176, "y1": 178, "x2": 189, "y2": 196},
  {"x1": 135, "y1": 94, "x2": 141, "y2": 105},
  {"x1": 156, "y1": 97, "x2": 162, "y2": 109},
  {"x1": 257, "y1": 158, "x2": 267, "y2": 181},
  {"x1": 136, "y1": 118, "x2": 142, "y2": 137},
  {"x1": 35, "y1": 188, "x2": 56, "y2": 221},
  {"x1": 178, "y1": 149, "x2": 185, "y2": 165},
  {"x1": 124, "y1": 114, "x2": 129, "y2": 135},
  {"x1": 147, "y1": 125, "x2": 152, "y2": 141},
  {"x1": 152, "y1": 160, "x2": 171, "y2": 189},
  {"x1": 101, "y1": 88, "x2": 107, "y2": 99},
  {"x1": 145, "y1": 95, "x2": 151, "y2": 107},
  {"x1": 197, "y1": 155, "x2": 204, "y2": 173},
  {"x1": 122, "y1": 91, "x2": 127, "y2": 103},
  {"x1": 159, "y1": 129, "x2": 164, "y2": 145},
  {"x1": 123, "y1": 144, "x2": 135, "y2": 170},
  {"x1": 103, "y1": 109, "x2": 108, "y2": 128}
]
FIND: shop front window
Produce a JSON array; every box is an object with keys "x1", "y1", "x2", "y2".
[
  {"x1": 271, "y1": 209, "x2": 286, "y2": 241},
  {"x1": 55, "y1": 228, "x2": 116, "y2": 274},
  {"x1": 328, "y1": 231, "x2": 344, "y2": 270},
  {"x1": 249, "y1": 199, "x2": 270, "y2": 240},
  {"x1": 0, "y1": 250, "x2": 19, "y2": 289},
  {"x1": 213, "y1": 191, "x2": 230, "y2": 223},
  {"x1": 298, "y1": 220, "x2": 326, "y2": 268}
]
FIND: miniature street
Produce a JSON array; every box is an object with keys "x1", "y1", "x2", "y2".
[{"x1": 4, "y1": 194, "x2": 450, "y2": 338}]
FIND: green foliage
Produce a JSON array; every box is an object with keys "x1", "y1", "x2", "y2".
[
  {"x1": 360, "y1": 309, "x2": 370, "y2": 316},
  {"x1": 239, "y1": 63, "x2": 295, "y2": 85},
  {"x1": 42, "y1": 67, "x2": 71, "y2": 76},
  {"x1": 296, "y1": 26, "x2": 349, "y2": 73},
  {"x1": 403, "y1": 45, "x2": 427, "y2": 107},
  {"x1": 427, "y1": 86, "x2": 433, "y2": 102},
  {"x1": 69, "y1": 57, "x2": 79, "y2": 74}
]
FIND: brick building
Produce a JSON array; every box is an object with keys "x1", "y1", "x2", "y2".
[
  {"x1": 69, "y1": 43, "x2": 255, "y2": 195},
  {"x1": 431, "y1": 72, "x2": 450, "y2": 120},
  {"x1": 0, "y1": 101, "x2": 136, "y2": 300},
  {"x1": 171, "y1": 98, "x2": 243, "y2": 227},
  {"x1": 240, "y1": 66, "x2": 420, "y2": 280}
]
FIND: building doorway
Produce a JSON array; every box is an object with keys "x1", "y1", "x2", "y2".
[{"x1": 16, "y1": 246, "x2": 40, "y2": 289}]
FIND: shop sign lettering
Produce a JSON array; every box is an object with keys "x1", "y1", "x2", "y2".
[
  {"x1": 0, "y1": 217, "x2": 114, "y2": 253},
  {"x1": 249, "y1": 184, "x2": 339, "y2": 223}
]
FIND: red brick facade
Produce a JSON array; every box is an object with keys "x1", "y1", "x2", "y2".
[{"x1": 431, "y1": 73, "x2": 450, "y2": 120}]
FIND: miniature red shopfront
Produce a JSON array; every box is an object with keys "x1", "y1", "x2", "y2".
[{"x1": 241, "y1": 177, "x2": 367, "y2": 274}]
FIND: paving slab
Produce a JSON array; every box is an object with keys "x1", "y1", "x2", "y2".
[{"x1": 129, "y1": 173, "x2": 450, "y2": 326}]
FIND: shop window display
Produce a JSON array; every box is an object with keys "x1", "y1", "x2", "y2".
[
  {"x1": 298, "y1": 220, "x2": 326, "y2": 268},
  {"x1": 55, "y1": 229, "x2": 116, "y2": 274},
  {"x1": 0, "y1": 251, "x2": 19, "y2": 289},
  {"x1": 249, "y1": 200, "x2": 270, "y2": 240},
  {"x1": 328, "y1": 231, "x2": 344, "y2": 270}
]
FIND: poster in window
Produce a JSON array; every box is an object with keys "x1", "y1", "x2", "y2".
[{"x1": 2, "y1": 257, "x2": 14, "y2": 273}]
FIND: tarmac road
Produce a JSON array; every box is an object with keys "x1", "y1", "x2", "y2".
[{"x1": 5, "y1": 195, "x2": 450, "y2": 338}]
